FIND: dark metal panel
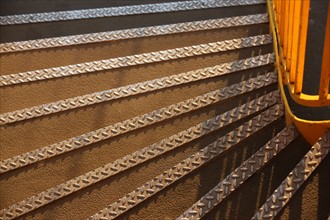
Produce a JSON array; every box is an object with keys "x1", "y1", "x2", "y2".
[{"x1": 303, "y1": 0, "x2": 329, "y2": 95}]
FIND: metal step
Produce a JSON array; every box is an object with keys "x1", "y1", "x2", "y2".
[
  {"x1": 0, "y1": 35, "x2": 272, "y2": 86},
  {"x1": 252, "y1": 131, "x2": 329, "y2": 220},
  {"x1": 0, "y1": 0, "x2": 266, "y2": 25},
  {"x1": 0, "y1": 14, "x2": 268, "y2": 53},
  {"x1": 88, "y1": 101, "x2": 283, "y2": 220},
  {"x1": 0, "y1": 92, "x2": 279, "y2": 219},
  {"x1": 0, "y1": 73, "x2": 277, "y2": 173},
  {"x1": 177, "y1": 125, "x2": 298, "y2": 219},
  {"x1": 0, "y1": 1, "x2": 328, "y2": 220},
  {"x1": 0, "y1": 54, "x2": 275, "y2": 124}
]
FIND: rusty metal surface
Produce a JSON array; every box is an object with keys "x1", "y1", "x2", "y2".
[
  {"x1": 88, "y1": 101, "x2": 283, "y2": 220},
  {"x1": 177, "y1": 125, "x2": 298, "y2": 220},
  {"x1": 0, "y1": 34, "x2": 272, "y2": 86},
  {"x1": 0, "y1": 92, "x2": 279, "y2": 220},
  {"x1": 0, "y1": 53, "x2": 274, "y2": 125},
  {"x1": 0, "y1": 0, "x2": 266, "y2": 25},
  {"x1": 0, "y1": 72, "x2": 277, "y2": 174},
  {"x1": 252, "y1": 131, "x2": 330, "y2": 220},
  {"x1": 0, "y1": 14, "x2": 268, "y2": 53}
]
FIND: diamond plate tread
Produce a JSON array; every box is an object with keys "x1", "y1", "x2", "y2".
[
  {"x1": 0, "y1": 34, "x2": 272, "y2": 87},
  {"x1": 0, "y1": 73, "x2": 277, "y2": 174},
  {"x1": 0, "y1": 92, "x2": 280, "y2": 220},
  {"x1": 0, "y1": 0, "x2": 266, "y2": 25},
  {"x1": 0, "y1": 14, "x2": 268, "y2": 53},
  {"x1": 251, "y1": 131, "x2": 330, "y2": 220},
  {"x1": 87, "y1": 102, "x2": 284, "y2": 220},
  {"x1": 177, "y1": 125, "x2": 298, "y2": 220},
  {"x1": 0, "y1": 53, "x2": 275, "y2": 125}
]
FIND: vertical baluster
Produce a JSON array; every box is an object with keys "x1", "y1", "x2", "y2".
[
  {"x1": 295, "y1": 0, "x2": 310, "y2": 94},
  {"x1": 283, "y1": 1, "x2": 290, "y2": 59},
  {"x1": 290, "y1": 0, "x2": 302, "y2": 85},
  {"x1": 286, "y1": 0, "x2": 295, "y2": 77},
  {"x1": 279, "y1": 0, "x2": 286, "y2": 48}
]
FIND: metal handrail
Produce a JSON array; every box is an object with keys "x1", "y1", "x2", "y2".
[
  {"x1": 273, "y1": 0, "x2": 330, "y2": 107},
  {"x1": 267, "y1": 0, "x2": 330, "y2": 144}
]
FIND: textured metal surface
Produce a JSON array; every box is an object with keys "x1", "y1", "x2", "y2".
[
  {"x1": 252, "y1": 131, "x2": 330, "y2": 220},
  {"x1": 0, "y1": 34, "x2": 272, "y2": 86},
  {"x1": 177, "y1": 125, "x2": 298, "y2": 220},
  {"x1": 88, "y1": 102, "x2": 283, "y2": 220},
  {"x1": 0, "y1": 14, "x2": 268, "y2": 53},
  {"x1": 0, "y1": 53, "x2": 275, "y2": 125},
  {"x1": 0, "y1": 73, "x2": 277, "y2": 174},
  {"x1": 0, "y1": 92, "x2": 279, "y2": 220},
  {"x1": 0, "y1": 0, "x2": 266, "y2": 25}
]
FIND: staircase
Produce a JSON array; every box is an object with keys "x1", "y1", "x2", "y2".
[{"x1": 0, "y1": 0, "x2": 329, "y2": 219}]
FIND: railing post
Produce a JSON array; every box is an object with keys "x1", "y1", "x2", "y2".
[
  {"x1": 289, "y1": 0, "x2": 301, "y2": 85},
  {"x1": 294, "y1": 0, "x2": 310, "y2": 95}
]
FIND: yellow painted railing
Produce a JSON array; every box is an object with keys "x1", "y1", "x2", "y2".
[
  {"x1": 267, "y1": 0, "x2": 330, "y2": 144},
  {"x1": 273, "y1": 0, "x2": 330, "y2": 107}
]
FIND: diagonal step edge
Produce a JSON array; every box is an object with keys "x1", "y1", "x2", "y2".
[
  {"x1": 177, "y1": 125, "x2": 299, "y2": 220},
  {"x1": 251, "y1": 131, "x2": 330, "y2": 220},
  {"x1": 0, "y1": 0, "x2": 267, "y2": 26},
  {"x1": 87, "y1": 101, "x2": 284, "y2": 220},
  {"x1": 0, "y1": 53, "x2": 275, "y2": 125},
  {"x1": 0, "y1": 92, "x2": 281, "y2": 220},
  {"x1": 0, "y1": 74, "x2": 278, "y2": 173},
  {"x1": 0, "y1": 14, "x2": 269, "y2": 53},
  {"x1": 0, "y1": 34, "x2": 272, "y2": 86}
]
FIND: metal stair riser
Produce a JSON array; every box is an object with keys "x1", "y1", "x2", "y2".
[
  {"x1": 0, "y1": 74, "x2": 277, "y2": 173},
  {"x1": 0, "y1": 14, "x2": 268, "y2": 53},
  {"x1": 0, "y1": 92, "x2": 279, "y2": 220},
  {"x1": 0, "y1": 53, "x2": 275, "y2": 125},
  {"x1": 88, "y1": 103, "x2": 283, "y2": 220},
  {"x1": 251, "y1": 131, "x2": 330, "y2": 220},
  {"x1": 177, "y1": 125, "x2": 298, "y2": 220},
  {"x1": 0, "y1": 0, "x2": 266, "y2": 25},
  {"x1": 0, "y1": 34, "x2": 272, "y2": 86}
]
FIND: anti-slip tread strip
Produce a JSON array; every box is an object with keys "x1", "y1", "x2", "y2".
[
  {"x1": 0, "y1": 14, "x2": 268, "y2": 53},
  {"x1": 0, "y1": 34, "x2": 272, "y2": 86},
  {"x1": 0, "y1": 92, "x2": 279, "y2": 220},
  {"x1": 177, "y1": 125, "x2": 298, "y2": 220},
  {"x1": 251, "y1": 131, "x2": 329, "y2": 220},
  {"x1": 0, "y1": 53, "x2": 275, "y2": 125},
  {"x1": 88, "y1": 102, "x2": 284, "y2": 220},
  {"x1": 0, "y1": 74, "x2": 277, "y2": 174},
  {"x1": 0, "y1": 0, "x2": 266, "y2": 25}
]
